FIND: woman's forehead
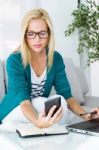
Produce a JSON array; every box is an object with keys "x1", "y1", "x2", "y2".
[{"x1": 27, "y1": 18, "x2": 48, "y2": 31}]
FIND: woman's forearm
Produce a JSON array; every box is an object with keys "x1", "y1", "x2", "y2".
[
  {"x1": 20, "y1": 100, "x2": 38, "y2": 124},
  {"x1": 67, "y1": 97, "x2": 87, "y2": 116}
]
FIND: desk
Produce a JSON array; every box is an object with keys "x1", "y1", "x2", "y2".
[{"x1": 0, "y1": 131, "x2": 99, "y2": 150}]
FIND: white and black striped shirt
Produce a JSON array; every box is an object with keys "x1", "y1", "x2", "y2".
[{"x1": 30, "y1": 66, "x2": 47, "y2": 99}]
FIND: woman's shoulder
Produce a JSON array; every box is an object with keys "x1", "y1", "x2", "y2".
[
  {"x1": 54, "y1": 50, "x2": 64, "y2": 62},
  {"x1": 7, "y1": 51, "x2": 23, "y2": 68},
  {"x1": 7, "y1": 51, "x2": 22, "y2": 62}
]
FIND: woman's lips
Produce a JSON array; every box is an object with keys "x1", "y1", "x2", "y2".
[{"x1": 33, "y1": 44, "x2": 42, "y2": 48}]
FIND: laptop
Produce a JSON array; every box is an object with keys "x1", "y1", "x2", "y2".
[{"x1": 66, "y1": 119, "x2": 99, "y2": 136}]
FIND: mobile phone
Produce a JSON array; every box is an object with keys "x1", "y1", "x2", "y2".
[{"x1": 45, "y1": 97, "x2": 61, "y2": 117}]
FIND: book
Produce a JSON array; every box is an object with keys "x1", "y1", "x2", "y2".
[{"x1": 16, "y1": 123, "x2": 68, "y2": 138}]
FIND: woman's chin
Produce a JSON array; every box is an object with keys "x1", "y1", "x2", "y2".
[{"x1": 30, "y1": 48, "x2": 43, "y2": 54}]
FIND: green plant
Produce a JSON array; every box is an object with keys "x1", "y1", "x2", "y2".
[{"x1": 65, "y1": 0, "x2": 99, "y2": 65}]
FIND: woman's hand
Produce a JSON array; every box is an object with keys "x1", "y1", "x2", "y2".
[
  {"x1": 35, "y1": 105, "x2": 63, "y2": 128},
  {"x1": 83, "y1": 108, "x2": 99, "y2": 121}
]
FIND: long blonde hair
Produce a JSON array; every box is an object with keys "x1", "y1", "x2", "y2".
[{"x1": 19, "y1": 8, "x2": 55, "y2": 68}]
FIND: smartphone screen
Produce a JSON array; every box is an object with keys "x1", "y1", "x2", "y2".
[{"x1": 45, "y1": 97, "x2": 61, "y2": 117}]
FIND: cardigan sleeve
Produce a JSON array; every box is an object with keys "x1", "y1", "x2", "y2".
[
  {"x1": 53, "y1": 52, "x2": 72, "y2": 100},
  {"x1": 6, "y1": 53, "x2": 30, "y2": 104}
]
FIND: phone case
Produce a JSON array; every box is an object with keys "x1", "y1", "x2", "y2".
[{"x1": 45, "y1": 97, "x2": 61, "y2": 116}]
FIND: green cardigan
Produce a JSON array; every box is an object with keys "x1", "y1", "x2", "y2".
[{"x1": 0, "y1": 51, "x2": 72, "y2": 121}]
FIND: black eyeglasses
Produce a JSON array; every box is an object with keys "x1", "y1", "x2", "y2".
[{"x1": 26, "y1": 30, "x2": 49, "y2": 39}]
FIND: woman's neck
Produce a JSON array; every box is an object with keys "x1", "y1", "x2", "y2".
[
  {"x1": 29, "y1": 49, "x2": 47, "y2": 77},
  {"x1": 30, "y1": 49, "x2": 46, "y2": 61}
]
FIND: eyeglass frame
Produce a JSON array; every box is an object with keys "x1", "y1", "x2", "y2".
[{"x1": 25, "y1": 30, "x2": 49, "y2": 39}]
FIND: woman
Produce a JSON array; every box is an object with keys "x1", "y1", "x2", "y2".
[{"x1": 0, "y1": 8, "x2": 99, "y2": 128}]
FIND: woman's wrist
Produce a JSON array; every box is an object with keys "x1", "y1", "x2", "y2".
[
  {"x1": 32, "y1": 118, "x2": 43, "y2": 128},
  {"x1": 31, "y1": 118, "x2": 39, "y2": 126}
]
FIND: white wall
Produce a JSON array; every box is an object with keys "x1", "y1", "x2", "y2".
[
  {"x1": 0, "y1": 0, "x2": 38, "y2": 60},
  {"x1": 39, "y1": 0, "x2": 80, "y2": 66},
  {"x1": 91, "y1": 62, "x2": 99, "y2": 96},
  {"x1": 0, "y1": 0, "x2": 80, "y2": 66}
]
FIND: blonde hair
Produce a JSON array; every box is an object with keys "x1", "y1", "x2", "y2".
[{"x1": 19, "y1": 8, "x2": 55, "y2": 68}]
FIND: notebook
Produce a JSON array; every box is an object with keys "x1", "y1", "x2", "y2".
[
  {"x1": 16, "y1": 123, "x2": 68, "y2": 138},
  {"x1": 66, "y1": 119, "x2": 99, "y2": 136}
]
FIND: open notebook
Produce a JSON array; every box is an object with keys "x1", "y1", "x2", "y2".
[{"x1": 16, "y1": 123, "x2": 68, "y2": 138}]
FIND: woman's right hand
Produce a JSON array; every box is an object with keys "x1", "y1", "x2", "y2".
[{"x1": 34, "y1": 105, "x2": 63, "y2": 128}]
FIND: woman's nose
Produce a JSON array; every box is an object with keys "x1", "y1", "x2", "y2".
[{"x1": 34, "y1": 34, "x2": 41, "y2": 41}]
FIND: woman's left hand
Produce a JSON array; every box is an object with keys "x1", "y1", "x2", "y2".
[{"x1": 84, "y1": 108, "x2": 99, "y2": 120}]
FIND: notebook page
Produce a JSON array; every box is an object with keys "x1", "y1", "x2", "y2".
[
  {"x1": 16, "y1": 123, "x2": 44, "y2": 137},
  {"x1": 42, "y1": 124, "x2": 68, "y2": 134}
]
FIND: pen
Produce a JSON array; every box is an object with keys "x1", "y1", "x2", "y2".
[{"x1": 80, "y1": 111, "x2": 97, "y2": 116}]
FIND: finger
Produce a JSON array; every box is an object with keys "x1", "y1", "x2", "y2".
[
  {"x1": 85, "y1": 112, "x2": 98, "y2": 120},
  {"x1": 51, "y1": 107, "x2": 63, "y2": 122},
  {"x1": 84, "y1": 114, "x2": 92, "y2": 120},
  {"x1": 47, "y1": 105, "x2": 57, "y2": 118},
  {"x1": 92, "y1": 108, "x2": 99, "y2": 115},
  {"x1": 39, "y1": 110, "x2": 45, "y2": 118},
  {"x1": 48, "y1": 108, "x2": 63, "y2": 125},
  {"x1": 88, "y1": 108, "x2": 99, "y2": 119},
  {"x1": 54, "y1": 112, "x2": 63, "y2": 123},
  {"x1": 50, "y1": 111, "x2": 63, "y2": 124},
  {"x1": 53, "y1": 107, "x2": 63, "y2": 119}
]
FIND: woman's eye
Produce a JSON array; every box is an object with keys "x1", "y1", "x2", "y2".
[
  {"x1": 40, "y1": 32, "x2": 46, "y2": 35},
  {"x1": 27, "y1": 32, "x2": 34, "y2": 36}
]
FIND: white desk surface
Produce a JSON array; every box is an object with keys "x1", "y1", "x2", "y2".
[{"x1": 0, "y1": 130, "x2": 99, "y2": 150}]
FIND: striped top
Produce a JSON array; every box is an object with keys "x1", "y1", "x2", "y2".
[{"x1": 30, "y1": 65, "x2": 47, "y2": 99}]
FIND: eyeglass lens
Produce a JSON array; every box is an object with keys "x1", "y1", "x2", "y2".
[{"x1": 26, "y1": 30, "x2": 49, "y2": 39}]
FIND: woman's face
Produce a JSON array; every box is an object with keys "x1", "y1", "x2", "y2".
[{"x1": 26, "y1": 18, "x2": 49, "y2": 54}]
